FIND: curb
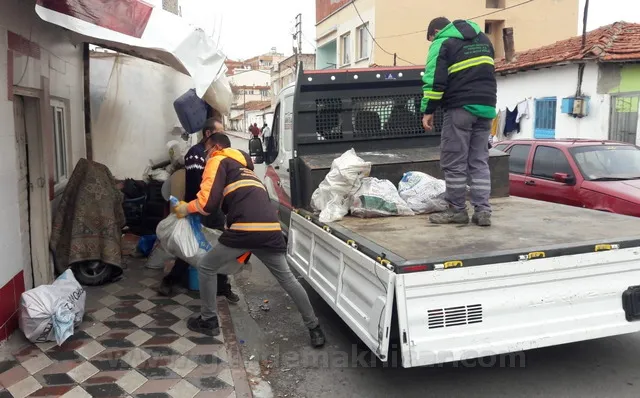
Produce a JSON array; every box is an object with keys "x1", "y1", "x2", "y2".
[{"x1": 218, "y1": 297, "x2": 254, "y2": 398}]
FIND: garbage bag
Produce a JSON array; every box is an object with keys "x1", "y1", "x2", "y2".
[
  {"x1": 156, "y1": 196, "x2": 222, "y2": 265},
  {"x1": 19, "y1": 269, "x2": 86, "y2": 346},
  {"x1": 398, "y1": 171, "x2": 448, "y2": 214},
  {"x1": 311, "y1": 149, "x2": 371, "y2": 223},
  {"x1": 350, "y1": 177, "x2": 414, "y2": 218},
  {"x1": 167, "y1": 140, "x2": 190, "y2": 167},
  {"x1": 145, "y1": 240, "x2": 176, "y2": 270}
]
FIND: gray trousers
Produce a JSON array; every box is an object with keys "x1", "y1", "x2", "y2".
[
  {"x1": 196, "y1": 242, "x2": 319, "y2": 330},
  {"x1": 440, "y1": 108, "x2": 492, "y2": 213}
]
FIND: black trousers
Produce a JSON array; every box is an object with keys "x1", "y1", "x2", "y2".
[{"x1": 166, "y1": 258, "x2": 231, "y2": 293}]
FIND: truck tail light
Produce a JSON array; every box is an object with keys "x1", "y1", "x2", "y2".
[{"x1": 403, "y1": 265, "x2": 429, "y2": 273}]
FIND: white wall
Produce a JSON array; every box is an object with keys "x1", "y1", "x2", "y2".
[
  {"x1": 0, "y1": 0, "x2": 85, "y2": 288},
  {"x1": 230, "y1": 69, "x2": 271, "y2": 87},
  {"x1": 91, "y1": 53, "x2": 193, "y2": 179},
  {"x1": 496, "y1": 63, "x2": 608, "y2": 141}
]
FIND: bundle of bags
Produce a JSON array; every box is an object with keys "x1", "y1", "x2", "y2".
[
  {"x1": 156, "y1": 196, "x2": 221, "y2": 266},
  {"x1": 311, "y1": 149, "x2": 448, "y2": 221},
  {"x1": 20, "y1": 270, "x2": 86, "y2": 346}
]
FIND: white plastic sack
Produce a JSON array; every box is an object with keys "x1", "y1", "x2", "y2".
[
  {"x1": 167, "y1": 140, "x2": 190, "y2": 167},
  {"x1": 398, "y1": 171, "x2": 448, "y2": 214},
  {"x1": 146, "y1": 241, "x2": 176, "y2": 270},
  {"x1": 311, "y1": 149, "x2": 371, "y2": 223},
  {"x1": 19, "y1": 270, "x2": 86, "y2": 346},
  {"x1": 203, "y1": 74, "x2": 233, "y2": 116},
  {"x1": 156, "y1": 212, "x2": 222, "y2": 266},
  {"x1": 350, "y1": 177, "x2": 414, "y2": 218}
]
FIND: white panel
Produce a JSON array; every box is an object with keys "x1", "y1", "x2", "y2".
[
  {"x1": 396, "y1": 248, "x2": 640, "y2": 367},
  {"x1": 288, "y1": 212, "x2": 395, "y2": 361}
]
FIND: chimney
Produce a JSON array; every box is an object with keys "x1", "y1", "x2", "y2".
[{"x1": 503, "y1": 27, "x2": 515, "y2": 63}]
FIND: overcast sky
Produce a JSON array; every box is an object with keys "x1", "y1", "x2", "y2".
[{"x1": 152, "y1": 0, "x2": 640, "y2": 60}]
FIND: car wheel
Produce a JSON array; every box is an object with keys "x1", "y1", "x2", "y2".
[{"x1": 72, "y1": 261, "x2": 114, "y2": 286}]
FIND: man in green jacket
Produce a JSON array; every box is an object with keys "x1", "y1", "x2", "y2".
[{"x1": 421, "y1": 17, "x2": 497, "y2": 227}]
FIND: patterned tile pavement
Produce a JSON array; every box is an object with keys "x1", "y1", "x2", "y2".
[{"x1": 0, "y1": 256, "x2": 250, "y2": 398}]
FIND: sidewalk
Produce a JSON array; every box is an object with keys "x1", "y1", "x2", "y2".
[
  {"x1": 225, "y1": 131, "x2": 250, "y2": 140},
  {"x1": 0, "y1": 237, "x2": 252, "y2": 398}
]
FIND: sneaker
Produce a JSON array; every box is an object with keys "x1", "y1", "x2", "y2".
[
  {"x1": 429, "y1": 208, "x2": 469, "y2": 225},
  {"x1": 219, "y1": 289, "x2": 240, "y2": 304},
  {"x1": 472, "y1": 211, "x2": 492, "y2": 227},
  {"x1": 187, "y1": 316, "x2": 221, "y2": 337},
  {"x1": 157, "y1": 278, "x2": 173, "y2": 297},
  {"x1": 309, "y1": 325, "x2": 326, "y2": 348}
]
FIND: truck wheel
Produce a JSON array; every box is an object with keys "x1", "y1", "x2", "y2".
[{"x1": 72, "y1": 261, "x2": 113, "y2": 286}]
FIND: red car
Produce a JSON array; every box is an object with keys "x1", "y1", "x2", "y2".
[{"x1": 494, "y1": 139, "x2": 640, "y2": 217}]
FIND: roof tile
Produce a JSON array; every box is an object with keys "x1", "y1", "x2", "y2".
[{"x1": 496, "y1": 21, "x2": 640, "y2": 73}]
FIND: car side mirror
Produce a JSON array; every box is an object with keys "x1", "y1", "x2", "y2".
[
  {"x1": 553, "y1": 172, "x2": 576, "y2": 185},
  {"x1": 248, "y1": 137, "x2": 264, "y2": 164}
]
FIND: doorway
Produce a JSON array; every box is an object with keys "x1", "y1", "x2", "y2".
[{"x1": 13, "y1": 94, "x2": 51, "y2": 289}]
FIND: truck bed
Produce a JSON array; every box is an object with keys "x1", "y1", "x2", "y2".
[{"x1": 332, "y1": 196, "x2": 640, "y2": 263}]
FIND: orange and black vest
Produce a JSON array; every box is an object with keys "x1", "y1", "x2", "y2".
[{"x1": 187, "y1": 148, "x2": 285, "y2": 251}]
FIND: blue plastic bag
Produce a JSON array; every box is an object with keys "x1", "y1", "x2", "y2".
[{"x1": 137, "y1": 235, "x2": 158, "y2": 257}]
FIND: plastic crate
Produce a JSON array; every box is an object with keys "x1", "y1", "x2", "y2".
[
  {"x1": 123, "y1": 195, "x2": 146, "y2": 226},
  {"x1": 147, "y1": 181, "x2": 165, "y2": 203},
  {"x1": 174, "y1": 88, "x2": 209, "y2": 134}
]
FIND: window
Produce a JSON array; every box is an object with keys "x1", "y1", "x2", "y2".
[
  {"x1": 266, "y1": 104, "x2": 280, "y2": 164},
  {"x1": 356, "y1": 23, "x2": 369, "y2": 60},
  {"x1": 534, "y1": 97, "x2": 557, "y2": 139},
  {"x1": 486, "y1": 0, "x2": 505, "y2": 8},
  {"x1": 507, "y1": 144, "x2": 531, "y2": 174},
  {"x1": 340, "y1": 32, "x2": 351, "y2": 66},
  {"x1": 570, "y1": 145, "x2": 640, "y2": 180},
  {"x1": 493, "y1": 143, "x2": 509, "y2": 152},
  {"x1": 51, "y1": 101, "x2": 68, "y2": 185},
  {"x1": 531, "y1": 146, "x2": 572, "y2": 179},
  {"x1": 261, "y1": 90, "x2": 270, "y2": 97}
]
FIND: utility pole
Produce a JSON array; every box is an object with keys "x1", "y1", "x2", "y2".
[{"x1": 294, "y1": 13, "x2": 302, "y2": 73}]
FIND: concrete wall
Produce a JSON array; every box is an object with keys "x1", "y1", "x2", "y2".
[
  {"x1": 370, "y1": 0, "x2": 579, "y2": 66},
  {"x1": 0, "y1": 0, "x2": 85, "y2": 337},
  {"x1": 90, "y1": 53, "x2": 192, "y2": 179},
  {"x1": 315, "y1": 0, "x2": 375, "y2": 69},
  {"x1": 496, "y1": 63, "x2": 609, "y2": 141}
]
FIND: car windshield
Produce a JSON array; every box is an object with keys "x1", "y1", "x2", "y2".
[{"x1": 569, "y1": 145, "x2": 640, "y2": 181}]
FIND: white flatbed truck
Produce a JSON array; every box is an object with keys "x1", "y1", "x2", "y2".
[{"x1": 249, "y1": 65, "x2": 640, "y2": 368}]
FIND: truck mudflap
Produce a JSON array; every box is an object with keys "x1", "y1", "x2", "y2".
[
  {"x1": 396, "y1": 246, "x2": 640, "y2": 368},
  {"x1": 287, "y1": 212, "x2": 396, "y2": 361}
]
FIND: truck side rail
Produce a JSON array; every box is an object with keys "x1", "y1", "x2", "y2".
[{"x1": 294, "y1": 208, "x2": 640, "y2": 275}]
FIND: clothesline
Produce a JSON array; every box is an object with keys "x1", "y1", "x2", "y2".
[{"x1": 491, "y1": 98, "x2": 530, "y2": 141}]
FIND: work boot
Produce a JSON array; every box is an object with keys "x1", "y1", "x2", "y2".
[
  {"x1": 429, "y1": 208, "x2": 469, "y2": 225},
  {"x1": 309, "y1": 325, "x2": 326, "y2": 348},
  {"x1": 157, "y1": 277, "x2": 173, "y2": 297},
  {"x1": 472, "y1": 211, "x2": 492, "y2": 227},
  {"x1": 187, "y1": 316, "x2": 221, "y2": 337},
  {"x1": 218, "y1": 289, "x2": 241, "y2": 304}
]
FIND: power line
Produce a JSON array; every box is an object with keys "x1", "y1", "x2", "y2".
[
  {"x1": 301, "y1": 32, "x2": 317, "y2": 50},
  {"x1": 376, "y1": 0, "x2": 537, "y2": 40},
  {"x1": 351, "y1": 1, "x2": 416, "y2": 65}
]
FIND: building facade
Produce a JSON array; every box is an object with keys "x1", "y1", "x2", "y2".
[
  {"x1": 495, "y1": 22, "x2": 640, "y2": 146},
  {"x1": 1, "y1": 0, "x2": 87, "y2": 338},
  {"x1": 315, "y1": 0, "x2": 579, "y2": 69},
  {"x1": 271, "y1": 53, "x2": 316, "y2": 101}
]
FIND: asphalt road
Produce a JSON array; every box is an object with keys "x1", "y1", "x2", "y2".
[{"x1": 227, "y1": 135, "x2": 640, "y2": 398}]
